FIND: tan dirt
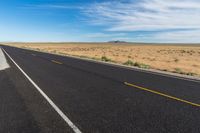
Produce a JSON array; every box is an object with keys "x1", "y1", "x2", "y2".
[{"x1": 4, "y1": 42, "x2": 200, "y2": 77}]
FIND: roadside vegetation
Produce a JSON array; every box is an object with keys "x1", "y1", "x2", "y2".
[
  {"x1": 3, "y1": 43, "x2": 200, "y2": 77},
  {"x1": 123, "y1": 60, "x2": 150, "y2": 69},
  {"x1": 174, "y1": 68, "x2": 197, "y2": 76},
  {"x1": 101, "y1": 56, "x2": 112, "y2": 62}
]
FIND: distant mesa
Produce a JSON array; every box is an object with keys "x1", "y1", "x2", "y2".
[{"x1": 108, "y1": 40, "x2": 127, "y2": 43}]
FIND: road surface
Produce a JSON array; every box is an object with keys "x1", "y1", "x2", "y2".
[{"x1": 0, "y1": 45, "x2": 199, "y2": 133}]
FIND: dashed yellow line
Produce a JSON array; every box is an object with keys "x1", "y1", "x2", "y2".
[
  {"x1": 51, "y1": 60, "x2": 63, "y2": 65},
  {"x1": 124, "y1": 82, "x2": 200, "y2": 107}
]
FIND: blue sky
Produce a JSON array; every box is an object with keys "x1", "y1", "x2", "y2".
[{"x1": 0, "y1": 0, "x2": 200, "y2": 43}]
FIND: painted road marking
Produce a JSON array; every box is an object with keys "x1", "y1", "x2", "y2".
[
  {"x1": 2, "y1": 48, "x2": 82, "y2": 133},
  {"x1": 124, "y1": 82, "x2": 200, "y2": 107},
  {"x1": 31, "y1": 54, "x2": 36, "y2": 56},
  {"x1": 51, "y1": 60, "x2": 63, "y2": 65},
  {"x1": 0, "y1": 48, "x2": 10, "y2": 70},
  {"x1": 17, "y1": 45, "x2": 200, "y2": 83}
]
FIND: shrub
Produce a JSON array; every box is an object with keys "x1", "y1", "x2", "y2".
[
  {"x1": 123, "y1": 61, "x2": 150, "y2": 69},
  {"x1": 91, "y1": 57, "x2": 100, "y2": 60},
  {"x1": 52, "y1": 50, "x2": 57, "y2": 53},
  {"x1": 134, "y1": 62, "x2": 140, "y2": 67},
  {"x1": 79, "y1": 55, "x2": 89, "y2": 58},
  {"x1": 36, "y1": 48, "x2": 40, "y2": 51},
  {"x1": 101, "y1": 56, "x2": 112, "y2": 62},
  {"x1": 123, "y1": 60, "x2": 134, "y2": 66},
  {"x1": 138, "y1": 63, "x2": 151, "y2": 69},
  {"x1": 128, "y1": 55, "x2": 132, "y2": 58},
  {"x1": 186, "y1": 72, "x2": 196, "y2": 76},
  {"x1": 174, "y1": 58, "x2": 179, "y2": 62},
  {"x1": 174, "y1": 68, "x2": 182, "y2": 73}
]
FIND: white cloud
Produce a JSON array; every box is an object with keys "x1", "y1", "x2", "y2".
[
  {"x1": 86, "y1": 0, "x2": 200, "y2": 31},
  {"x1": 153, "y1": 30, "x2": 200, "y2": 43},
  {"x1": 20, "y1": 0, "x2": 200, "y2": 42},
  {"x1": 85, "y1": 0, "x2": 200, "y2": 42},
  {"x1": 85, "y1": 33, "x2": 126, "y2": 38}
]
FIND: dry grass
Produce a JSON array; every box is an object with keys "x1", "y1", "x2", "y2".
[{"x1": 4, "y1": 42, "x2": 200, "y2": 77}]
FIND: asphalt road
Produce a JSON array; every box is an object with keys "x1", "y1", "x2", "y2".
[{"x1": 0, "y1": 45, "x2": 200, "y2": 133}]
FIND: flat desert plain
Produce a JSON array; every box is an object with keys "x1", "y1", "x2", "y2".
[{"x1": 4, "y1": 43, "x2": 200, "y2": 77}]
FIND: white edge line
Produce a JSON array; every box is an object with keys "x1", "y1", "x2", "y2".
[
  {"x1": 2, "y1": 45, "x2": 200, "y2": 83},
  {"x1": 58, "y1": 55, "x2": 200, "y2": 83},
  {"x1": 2, "y1": 48, "x2": 82, "y2": 133}
]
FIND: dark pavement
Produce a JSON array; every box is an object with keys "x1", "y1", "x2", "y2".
[{"x1": 0, "y1": 45, "x2": 200, "y2": 133}]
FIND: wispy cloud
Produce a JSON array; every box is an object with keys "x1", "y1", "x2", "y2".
[
  {"x1": 85, "y1": 33, "x2": 126, "y2": 38},
  {"x1": 152, "y1": 30, "x2": 200, "y2": 43},
  {"x1": 20, "y1": 0, "x2": 200, "y2": 42},
  {"x1": 84, "y1": 0, "x2": 200, "y2": 42},
  {"x1": 85, "y1": 0, "x2": 200, "y2": 31}
]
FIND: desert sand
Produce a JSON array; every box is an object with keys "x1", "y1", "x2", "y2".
[{"x1": 4, "y1": 42, "x2": 200, "y2": 77}]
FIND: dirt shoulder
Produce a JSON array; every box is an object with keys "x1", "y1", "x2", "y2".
[{"x1": 3, "y1": 42, "x2": 200, "y2": 77}]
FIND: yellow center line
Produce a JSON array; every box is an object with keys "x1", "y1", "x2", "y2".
[
  {"x1": 51, "y1": 60, "x2": 63, "y2": 65},
  {"x1": 124, "y1": 82, "x2": 200, "y2": 107}
]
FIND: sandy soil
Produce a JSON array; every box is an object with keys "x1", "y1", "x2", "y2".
[{"x1": 4, "y1": 42, "x2": 200, "y2": 76}]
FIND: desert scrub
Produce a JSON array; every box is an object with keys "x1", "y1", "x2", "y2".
[
  {"x1": 133, "y1": 62, "x2": 141, "y2": 67},
  {"x1": 58, "y1": 52, "x2": 66, "y2": 55},
  {"x1": 186, "y1": 72, "x2": 197, "y2": 76},
  {"x1": 91, "y1": 57, "x2": 100, "y2": 60},
  {"x1": 174, "y1": 58, "x2": 179, "y2": 62},
  {"x1": 174, "y1": 68, "x2": 197, "y2": 76},
  {"x1": 123, "y1": 60, "x2": 150, "y2": 69},
  {"x1": 101, "y1": 56, "x2": 112, "y2": 62},
  {"x1": 123, "y1": 60, "x2": 134, "y2": 66},
  {"x1": 174, "y1": 68, "x2": 188, "y2": 75},
  {"x1": 51, "y1": 50, "x2": 57, "y2": 53},
  {"x1": 78, "y1": 55, "x2": 90, "y2": 58},
  {"x1": 36, "y1": 48, "x2": 41, "y2": 51},
  {"x1": 138, "y1": 63, "x2": 151, "y2": 69},
  {"x1": 134, "y1": 62, "x2": 150, "y2": 69},
  {"x1": 174, "y1": 68, "x2": 182, "y2": 73}
]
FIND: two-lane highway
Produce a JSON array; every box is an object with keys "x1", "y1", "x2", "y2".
[{"x1": 0, "y1": 45, "x2": 200, "y2": 133}]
